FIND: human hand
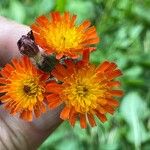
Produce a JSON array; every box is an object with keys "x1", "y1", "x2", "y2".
[{"x1": 0, "y1": 16, "x2": 62, "y2": 150}]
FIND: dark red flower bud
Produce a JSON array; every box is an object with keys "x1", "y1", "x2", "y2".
[{"x1": 17, "y1": 31, "x2": 39, "y2": 57}]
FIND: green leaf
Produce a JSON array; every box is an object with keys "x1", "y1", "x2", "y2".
[
  {"x1": 37, "y1": 0, "x2": 55, "y2": 14},
  {"x1": 55, "y1": 0, "x2": 67, "y2": 12},
  {"x1": 144, "y1": 30, "x2": 150, "y2": 53},
  {"x1": 9, "y1": 0, "x2": 26, "y2": 23},
  {"x1": 132, "y1": 4, "x2": 150, "y2": 23},
  {"x1": 66, "y1": 0, "x2": 95, "y2": 24},
  {"x1": 125, "y1": 66, "x2": 143, "y2": 78},
  {"x1": 120, "y1": 92, "x2": 150, "y2": 148}
]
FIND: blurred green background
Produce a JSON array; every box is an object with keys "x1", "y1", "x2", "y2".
[{"x1": 0, "y1": 0, "x2": 150, "y2": 149}]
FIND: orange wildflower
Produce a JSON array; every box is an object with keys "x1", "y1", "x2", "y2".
[
  {"x1": 31, "y1": 12, "x2": 99, "y2": 59},
  {"x1": 46, "y1": 50, "x2": 123, "y2": 128},
  {"x1": 0, "y1": 56, "x2": 48, "y2": 121}
]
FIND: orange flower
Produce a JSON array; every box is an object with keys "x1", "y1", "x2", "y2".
[
  {"x1": 31, "y1": 12, "x2": 99, "y2": 59},
  {"x1": 46, "y1": 50, "x2": 123, "y2": 128},
  {"x1": 0, "y1": 56, "x2": 48, "y2": 121}
]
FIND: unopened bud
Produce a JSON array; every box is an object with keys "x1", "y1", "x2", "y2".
[
  {"x1": 37, "y1": 54, "x2": 58, "y2": 72},
  {"x1": 17, "y1": 31, "x2": 39, "y2": 57}
]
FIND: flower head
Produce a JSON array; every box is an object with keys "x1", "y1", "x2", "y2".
[
  {"x1": 31, "y1": 12, "x2": 99, "y2": 59},
  {"x1": 46, "y1": 50, "x2": 123, "y2": 128},
  {"x1": 0, "y1": 56, "x2": 48, "y2": 121}
]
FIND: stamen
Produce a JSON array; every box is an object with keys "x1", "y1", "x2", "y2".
[
  {"x1": 23, "y1": 80, "x2": 39, "y2": 96},
  {"x1": 24, "y1": 85, "x2": 31, "y2": 94}
]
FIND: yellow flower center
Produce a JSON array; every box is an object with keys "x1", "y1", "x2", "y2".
[
  {"x1": 62, "y1": 67, "x2": 104, "y2": 113},
  {"x1": 43, "y1": 23, "x2": 83, "y2": 53}
]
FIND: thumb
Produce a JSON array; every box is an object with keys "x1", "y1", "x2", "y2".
[
  {"x1": 0, "y1": 16, "x2": 27, "y2": 66},
  {"x1": 0, "y1": 105, "x2": 63, "y2": 150},
  {"x1": 0, "y1": 16, "x2": 63, "y2": 149}
]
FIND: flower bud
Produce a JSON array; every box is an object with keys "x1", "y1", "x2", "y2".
[
  {"x1": 17, "y1": 31, "x2": 39, "y2": 57},
  {"x1": 37, "y1": 54, "x2": 58, "y2": 72}
]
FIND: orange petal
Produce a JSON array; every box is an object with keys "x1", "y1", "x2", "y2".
[
  {"x1": 79, "y1": 20, "x2": 91, "y2": 31},
  {"x1": 82, "y1": 49, "x2": 90, "y2": 64},
  {"x1": 20, "y1": 110, "x2": 32, "y2": 121},
  {"x1": 5, "y1": 100, "x2": 16, "y2": 110},
  {"x1": 51, "y1": 69, "x2": 65, "y2": 81},
  {"x1": 104, "y1": 105, "x2": 115, "y2": 114},
  {"x1": 51, "y1": 12, "x2": 61, "y2": 22},
  {"x1": 38, "y1": 102, "x2": 46, "y2": 113},
  {"x1": 96, "y1": 61, "x2": 110, "y2": 73},
  {"x1": 85, "y1": 26, "x2": 96, "y2": 35},
  {"x1": 0, "y1": 86, "x2": 7, "y2": 93},
  {"x1": 0, "y1": 78, "x2": 10, "y2": 84},
  {"x1": 86, "y1": 32, "x2": 98, "y2": 40},
  {"x1": 60, "y1": 107, "x2": 70, "y2": 120},
  {"x1": 87, "y1": 114, "x2": 96, "y2": 127},
  {"x1": 26, "y1": 111, "x2": 33, "y2": 121},
  {"x1": 46, "y1": 93, "x2": 60, "y2": 102},
  {"x1": 76, "y1": 61, "x2": 84, "y2": 69},
  {"x1": 107, "y1": 69, "x2": 122, "y2": 80},
  {"x1": 105, "y1": 62, "x2": 117, "y2": 72},
  {"x1": 48, "y1": 101, "x2": 60, "y2": 109},
  {"x1": 11, "y1": 102, "x2": 21, "y2": 114},
  {"x1": 12, "y1": 58, "x2": 21, "y2": 70},
  {"x1": 20, "y1": 110, "x2": 27, "y2": 120},
  {"x1": 0, "y1": 94, "x2": 10, "y2": 100},
  {"x1": 96, "y1": 73, "x2": 105, "y2": 82},
  {"x1": 22, "y1": 56, "x2": 32, "y2": 70},
  {"x1": 96, "y1": 112, "x2": 107, "y2": 123},
  {"x1": 4, "y1": 64, "x2": 14, "y2": 73},
  {"x1": 82, "y1": 37, "x2": 99, "y2": 45},
  {"x1": 69, "y1": 115, "x2": 77, "y2": 127},
  {"x1": 110, "y1": 90, "x2": 124, "y2": 97},
  {"x1": 55, "y1": 64, "x2": 67, "y2": 77},
  {"x1": 69, "y1": 108, "x2": 77, "y2": 127},
  {"x1": 46, "y1": 82, "x2": 62, "y2": 93},
  {"x1": 9, "y1": 101, "x2": 22, "y2": 115},
  {"x1": 39, "y1": 72, "x2": 49, "y2": 81},
  {"x1": 97, "y1": 106, "x2": 107, "y2": 114},
  {"x1": 70, "y1": 15, "x2": 77, "y2": 27},
  {"x1": 35, "y1": 35, "x2": 46, "y2": 46},
  {"x1": 98, "y1": 98, "x2": 107, "y2": 106},
  {"x1": 46, "y1": 94, "x2": 62, "y2": 109},
  {"x1": 31, "y1": 24, "x2": 40, "y2": 33},
  {"x1": 107, "y1": 81, "x2": 121, "y2": 87},
  {"x1": 88, "y1": 47, "x2": 96, "y2": 52},
  {"x1": 65, "y1": 60, "x2": 75, "y2": 75},
  {"x1": 0, "y1": 69, "x2": 10, "y2": 78},
  {"x1": 34, "y1": 105, "x2": 41, "y2": 118},
  {"x1": 107, "y1": 98, "x2": 119, "y2": 107},
  {"x1": 64, "y1": 12, "x2": 70, "y2": 23},
  {"x1": 36, "y1": 15, "x2": 49, "y2": 26},
  {"x1": 80, "y1": 114, "x2": 87, "y2": 128}
]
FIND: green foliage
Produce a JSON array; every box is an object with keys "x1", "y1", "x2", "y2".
[
  {"x1": 120, "y1": 92, "x2": 150, "y2": 149},
  {"x1": 0, "y1": 0, "x2": 150, "y2": 149}
]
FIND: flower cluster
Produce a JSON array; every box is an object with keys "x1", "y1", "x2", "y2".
[{"x1": 0, "y1": 12, "x2": 123, "y2": 128}]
